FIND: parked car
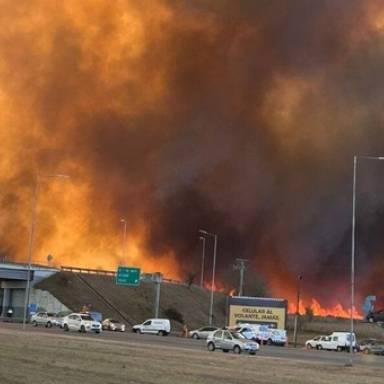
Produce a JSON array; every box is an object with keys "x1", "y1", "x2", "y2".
[
  {"x1": 366, "y1": 309, "x2": 384, "y2": 323},
  {"x1": 358, "y1": 338, "x2": 379, "y2": 353},
  {"x1": 306, "y1": 332, "x2": 357, "y2": 351},
  {"x1": 132, "y1": 319, "x2": 170, "y2": 336},
  {"x1": 267, "y1": 329, "x2": 287, "y2": 346},
  {"x1": 207, "y1": 330, "x2": 259, "y2": 355},
  {"x1": 189, "y1": 326, "x2": 219, "y2": 339},
  {"x1": 305, "y1": 335, "x2": 324, "y2": 349},
  {"x1": 102, "y1": 318, "x2": 126, "y2": 332},
  {"x1": 231, "y1": 324, "x2": 273, "y2": 344},
  {"x1": 361, "y1": 341, "x2": 384, "y2": 356},
  {"x1": 30, "y1": 312, "x2": 57, "y2": 328},
  {"x1": 54, "y1": 311, "x2": 71, "y2": 328},
  {"x1": 62, "y1": 313, "x2": 102, "y2": 333}
]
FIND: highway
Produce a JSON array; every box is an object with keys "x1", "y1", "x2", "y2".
[{"x1": 1, "y1": 321, "x2": 382, "y2": 369}]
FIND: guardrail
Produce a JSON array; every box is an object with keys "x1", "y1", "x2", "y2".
[{"x1": 60, "y1": 265, "x2": 188, "y2": 286}]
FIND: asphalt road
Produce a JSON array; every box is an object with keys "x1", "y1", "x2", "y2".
[{"x1": 1, "y1": 322, "x2": 382, "y2": 369}]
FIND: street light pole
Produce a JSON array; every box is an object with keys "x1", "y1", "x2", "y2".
[
  {"x1": 349, "y1": 155, "x2": 384, "y2": 365},
  {"x1": 199, "y1": 236, "x2": 206, "y2": 288},
  {"x1": 22, "y1": 174, "x2": 40, "y2": 329},
  {"x1": 22, "y1": 173, "x2": 70, "y2": 329},
  {"x1": 199, "y1": 229, "x2": 218, "y2": 326},
  {"x1": 120, "y1": 219, "x2": 127, "y2": 259}
]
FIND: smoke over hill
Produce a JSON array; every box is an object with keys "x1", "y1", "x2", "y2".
[{"x1": 1, "y1": 0, "x2": 384, "y2": 311}]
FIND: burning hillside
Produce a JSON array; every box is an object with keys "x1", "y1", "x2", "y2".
[{"x1": 1, "y1": 1, "x2": 384, "y2": 315}]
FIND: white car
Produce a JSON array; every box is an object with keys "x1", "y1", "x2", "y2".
[
  {"x1": 30, "y1": 312, "x2": 57, "y2": 328},
  {"x1": 62, "y1": 313, "x2": 102, "y2": 333},
  {"x1": 207, "y1": 330, "x2": 259, "y2": 355},
  {"x1": 305, "y1": 335, "x2": 326, "y2": 349},
  {"x1": 189, "y1": 326, "x2": 219, "y2": 339},
  {"x1": 132, "y1": 318, "x2": 170, "y2": 336}
]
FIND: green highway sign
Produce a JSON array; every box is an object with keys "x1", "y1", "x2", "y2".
[{"x1": 116, "y1": 266, "x2": 141, "y2": 286}]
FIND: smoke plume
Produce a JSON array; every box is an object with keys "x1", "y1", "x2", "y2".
[{"x1": 1, "y1": 0, "x2": 384, "y2": 310}]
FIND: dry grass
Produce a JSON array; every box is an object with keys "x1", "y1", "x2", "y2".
[{"x1": 0, "y1": 327, "x2": 384, "y2": 384}]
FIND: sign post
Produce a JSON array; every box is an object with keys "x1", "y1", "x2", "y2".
[{"x1": 116, "y1": 266, "x2": 141, "y2": 286}]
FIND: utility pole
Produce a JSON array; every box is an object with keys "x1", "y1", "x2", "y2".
[
  {"x1": 293, "y1": 274, "x2": 303, "y2": 348},
  {"x1": 234, "y1": 258, "x2": 248, "y2": 296},
  {"x1": 199, "y1": 236, "x2": 206, "y2": 288}
]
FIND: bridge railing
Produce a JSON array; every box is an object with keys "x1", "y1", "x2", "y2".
[{"x1": 60, "y1": 265, "x2": 187, "y2": 285}]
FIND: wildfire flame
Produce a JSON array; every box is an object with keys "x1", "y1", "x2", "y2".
[{"x1": 288, "y1": 298, "x2": 363, "y2": 319}]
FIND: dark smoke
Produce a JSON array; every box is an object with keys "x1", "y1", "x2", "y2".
[{"x1": 1, "y1": 0, "x2": 384, "y2": 308}]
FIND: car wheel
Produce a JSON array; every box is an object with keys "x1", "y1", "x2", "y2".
[
  {"x1": 192, "y1": 333, "x2": 199, "y2": 340},
  {"x1": 47, "y1": 322, "x2": 52, "y2": 328},
  {"x1": 80, "y1": 325, "x2": 86, "y2": 333},
  {"x1": 306, "y1": 344, "x2": 313, "y2": 350},
  {"x1": 32, "y1": 321, "x2": 38, "y2": 327},
  {"x1": 207, "y1": 342, "x2": 215, "y2": 352},
  {"x1": 64, "y1": 324, "x2": 69, "y2": 332},
  {"x1": 267, "y1": 339, "x2": 273, "y2": 346},
  {"x1": 368, "y1": 317, "x2": 374, "y2": 323},
  {"x1": 158, "y1": 330, "x2": 165, "y2": 336},
  {"x1": 337, "y1": 346, "x2": 343, "y2": 352},
  {"x1": 233, "y1": 345, "x2": 241, "y2": 354},
  {"x1": 317, "y1": 345, "x2": 322, "y2": 350}
]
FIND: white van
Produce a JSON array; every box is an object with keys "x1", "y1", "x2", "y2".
[
  {"x1": 132, "y1": 318, "x2": 171, "y2": 336},
  {"x1": 232, "y1": 324, "x2": 271, "y2": 343},
  {"x1": 316, "y1": 332, "x2": 357, "y2": 351}
]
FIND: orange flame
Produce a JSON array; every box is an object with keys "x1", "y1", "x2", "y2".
[{"x1": 288, "y1": 298, "x2": 363, "y2": 319}]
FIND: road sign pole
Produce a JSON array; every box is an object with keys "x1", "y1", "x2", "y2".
[{"x1": 153, "y1": 273, "x2": 162, "y2": 318}]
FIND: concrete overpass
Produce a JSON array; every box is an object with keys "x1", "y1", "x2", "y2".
[{"x1": 0, "y1": 262, "x2": 68, "y2": 320}]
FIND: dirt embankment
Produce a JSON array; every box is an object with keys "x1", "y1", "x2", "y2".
[{"x1": 36, "y1": 271, "x2": 227, "y2": 331}]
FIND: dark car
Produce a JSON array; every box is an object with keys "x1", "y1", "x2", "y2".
[{"x1": 366, "y1": 309, "x2": 384, "y2": 323}]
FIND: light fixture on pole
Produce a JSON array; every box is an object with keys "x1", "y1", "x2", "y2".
[
  {"x1": 199, "y1": 229, "x2": 218, "y2": 326},
  {"x1": 349, "y1": 155, "x2": 384, "y2": 365},
  {"x1": 199, "y1": 236, "x2": 206, "y2": 288},
  {"x1": 120, "y1": 218, "x2": 127, "y2": 259},
  {"x1": 22, "y1": 173, "x2": 70, "y2": 329}
]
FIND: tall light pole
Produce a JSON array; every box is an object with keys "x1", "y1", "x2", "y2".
[
  {"x1": 199, "y1": 236, "x2": 206, "y2": 288},
  {"x1": 199, "y1": 229, "x2": 218, "y2": 326},
  {"x1": 349, "y1": 155, "x2": 384, "y2": 365},
  {"x1": 120, "y1": 218, "x2": 127, "y2": 259},
  {"x1": 22, "y1": 173, "x2": 70, "y2": 329}
]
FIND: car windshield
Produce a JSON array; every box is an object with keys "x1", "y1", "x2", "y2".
[
  {"x1": 80, "y1": 315, "x2": 93, "y2": 321},
  {"x1": 231, "y1": 332, "x2": 246, "y2": 340}
]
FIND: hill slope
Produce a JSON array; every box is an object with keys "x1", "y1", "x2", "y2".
[{"x1": 36, "y1": 271, "x2": 227, "y2": 331}]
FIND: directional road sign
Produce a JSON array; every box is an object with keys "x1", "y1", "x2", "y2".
[{"x1": 116, "y1": 266, "x2": 141, "y2": 286}]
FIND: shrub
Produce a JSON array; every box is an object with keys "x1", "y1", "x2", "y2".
[{"x1": 163, "y1": 307, "x2": 184, "y2": 324}]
